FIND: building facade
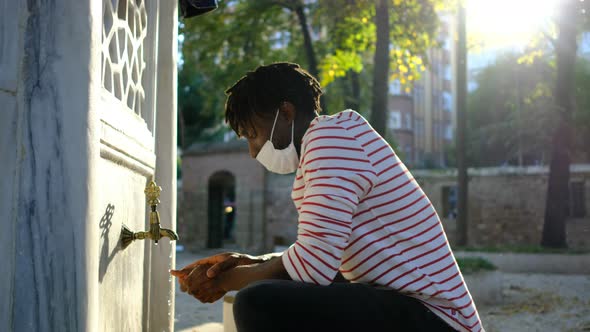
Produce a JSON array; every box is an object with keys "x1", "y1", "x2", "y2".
[
  {"x1": 389, "y1": 13, "x2": 456, "y2": 168},
  {"x1": 181, "y1": 140, "x2": 299, "y2": 254}
]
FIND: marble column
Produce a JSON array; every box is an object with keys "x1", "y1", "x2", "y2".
[{"x1": 0, "y1": 0, "x2": 95, "y2": 331}]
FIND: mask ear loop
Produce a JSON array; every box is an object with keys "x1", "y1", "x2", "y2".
[
  {"x1": 291, "y1": 116, "x2": 295, "y2": 144},
  {"x1": 269, "y1": 109, "x2": 280, "y2": 142}
]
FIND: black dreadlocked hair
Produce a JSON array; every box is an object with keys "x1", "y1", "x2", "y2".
[{"x1": 225, "y1": 62, "x2": 323, "y2": 138}]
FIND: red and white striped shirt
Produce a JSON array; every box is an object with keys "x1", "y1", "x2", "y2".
[{"x1": 282, "y1": 110, "x2": 484, "y2": 332}]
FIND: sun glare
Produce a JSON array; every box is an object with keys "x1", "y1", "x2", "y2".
[{"x1": 466, "y1": 0, "x2": 562, "y2": 49}]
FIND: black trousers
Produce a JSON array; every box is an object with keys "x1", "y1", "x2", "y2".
[{"x1": 233, "y1": 280, "x2": 456, "y2": 332}]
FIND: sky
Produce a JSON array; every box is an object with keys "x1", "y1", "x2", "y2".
[{"x1": 465, "y1": 0, "x2": 590, "y2": 87}]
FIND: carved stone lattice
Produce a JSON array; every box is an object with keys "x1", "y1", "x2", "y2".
[{"x1": 102, "y1": 0, "x2": 147, "y2": 117}]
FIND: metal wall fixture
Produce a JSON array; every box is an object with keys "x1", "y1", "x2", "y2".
[{"x1": 120, "y1": 179, "x2": 179, "y2": 249}]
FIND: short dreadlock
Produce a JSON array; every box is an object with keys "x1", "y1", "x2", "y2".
[{"x1": 225, "y1": 62, "x2": 323, "y2": 138}]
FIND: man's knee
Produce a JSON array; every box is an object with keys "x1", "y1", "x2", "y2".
[
  {"x1": 233, "y1": 280, "x2": 278, "y2": 318},
  {"x1": 233, "y1": 280, "x2": 289, "y2": 332}
]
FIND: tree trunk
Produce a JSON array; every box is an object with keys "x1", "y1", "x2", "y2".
[
  {"x1": 346, "y1": 71, "x2": 361, "y2": 111},
  {"x1": 294, "y1": 4, "x2": 318, "y2": 77},
  {"x1": 541, "y1": 0, "x2": 578, "y2": 248},
  {"x1": 455, "y1": 3, "x2": 468, "y2": 246},
  {"x1": 370, "y1": 0, "x2": 389, "y2": 136},
  {"x1": 293, "y1": 2, "x2": 328, "y2": 113}
]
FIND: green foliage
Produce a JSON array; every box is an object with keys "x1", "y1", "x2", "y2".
[
  {"x1": 318, "y1": 0, "x2": 446, "y2": 93},
  {"x1": 178, "y1": 0, "x2": 446, "y2": 146},
  {"x1": 467, "y1": 53, "x2": 556, "y2": 166},
  {"x1": 177, "y1": 155, "x2": 182, "y2": 179},
  {"x1": 316, "y1": 2, "x2": 375, "y2": 86},
  {"x1": 178, "y1": 61, "x2": 225, "y2": 145},
  {"x1": 466, "y1": 50, "x2": 590, "y2": 166},
  {"x1": 573, "y1": 58, "x2": 590, "y2": 159},
  {"x1": 179, "y1": 1, "x2": 305, "y2": 146},
  {"x1": 456, "y1": 257, "x2": 496, "y2": 275}
]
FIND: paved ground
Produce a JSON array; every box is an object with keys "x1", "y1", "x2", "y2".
[
  {"x1": 173, "y1": 250, "x2": 590, "y2": 332},
  {"x1": 478, "y1": 273, "x2": 590, "y2": 332},
  {"x1": 174, "y1": 249, "x2": 227, "y2": 332}
]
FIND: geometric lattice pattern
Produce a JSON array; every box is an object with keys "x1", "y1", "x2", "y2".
[{"x1": 102, "y1": 0, "x2": 148, "y2": 117}]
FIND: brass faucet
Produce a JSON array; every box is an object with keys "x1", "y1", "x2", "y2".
[{"x1": 120, "y1": 179, "x2": 179, "y2": 249}]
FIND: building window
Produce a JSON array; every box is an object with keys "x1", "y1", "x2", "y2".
[
  {"x1": 416, "y1": 119, "x2": 424, "y2": 137},
  {"x1": 568, "y1": 181, "x2": 586, "y2": 218},
  {"x1": 389, "y1": 80, "x2": 402, "y2": 95},
  {"x1": 442, "y1": 38, "x2": 451, "y2": 51},
  {"x1": 432, "y1": 92, "x2": 439, "y2": 111},
  {"x1": 444, "y1": 65, "x2": 452, "y2": 81},
  {"x1": 445, "y1": 124, "x2": 453, "y2": 140},
  {"x1": 442, "y1": 185, "x2": 458, "y2": 219},
  {"x1": 443, "y1": 92, "x2": 452, "y2": 111},
  {"x1": 405, "y1": 145, "x2": 412, "y2": 160},
  {"x1": 405, "y1": 113, "x2": 412, "y2": 130},
  {"x1": 389, "y1": 111, "x2": 402, "y2": 129}
]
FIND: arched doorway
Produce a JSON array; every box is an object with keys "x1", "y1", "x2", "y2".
[{"x1": 207, "y1": 171, "x2": 236, "y2": 248}]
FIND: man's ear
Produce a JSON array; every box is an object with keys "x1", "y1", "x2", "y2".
[{"x1": 279, "y1": 101, "x2": 296, "y2": 124}]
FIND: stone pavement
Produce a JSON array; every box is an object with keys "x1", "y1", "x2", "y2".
[
  {"x1": 173, "y1": 250, "x2": 590, "y2": 332},
  {"x1": 174, "y1": 250, "x2": 226, "y2": 332}
]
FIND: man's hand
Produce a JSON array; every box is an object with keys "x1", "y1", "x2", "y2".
[
  {"x1": 185, "y1": 264, "x2": 225, "y2": 303},
  {"x1": 174, "y1": 263, "x2": 226, "y2": 303},
  {"x1": 170, "y1": 252, "x2": 289, "y2": 303},
  {"x1": 171, "y1": 252, "x2": 264, "y2": 280},
  {"x1": 170, "y1": 252, "x2": 265, "y2": 303}
]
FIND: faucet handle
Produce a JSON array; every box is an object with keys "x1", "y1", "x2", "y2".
[{"x1": 145, "y1": 180, "x2": 162, "y2": 206}]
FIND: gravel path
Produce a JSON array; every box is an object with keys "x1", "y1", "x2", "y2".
[
  {"x1": 174, "y1": 251, "x2": 590, "y2": 332},
  {"x1": 477, "y1": 273, "x2": 590, "y2": 332}
]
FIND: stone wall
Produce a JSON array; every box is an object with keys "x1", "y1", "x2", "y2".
[
  {"x1": 265, "y1": 173, "x2": 299, "y2": 249},
  {"x1": 261, "y1": 166, "x2": 590, "y2": 250},
  {"x1": 182, "y1": 142, "x2": 268, "y2": 253},
  {"x1": 181, "y1": 145, "x2": 590, "y2": 252},
  {"x1": 414, "y1": 165, "x2": 590, "y2": 249}
]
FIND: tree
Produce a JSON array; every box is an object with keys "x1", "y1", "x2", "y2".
[
  {"x1": 317, "y1": 0, "x2": 443, "y2": 136},
  {"x1": 179, "y1": 1, "x2": 305, "y2": 147},
  {"x1": 178, "y1": 63, "x2": 225, "y2": 148},
  {"x1": 541, "y1": 0, "x2": 582, "y2": 248},
  {"x1": 573, "y1": 58, "x2": 590, "y2": 161},
  {"x1": 466, "y1": 53, "x2": 556, "y2": 166},
  {"x1": 465, "y1": 53, "x2": 590, "y2": 168},
  {"x1": 179, "y1": 0, "x2": 445, "y2": 147},
  {"x1": 456, "y1": 1, "x2": 468, "y2": 246},
  {"x1": 370, "y1": 0, "x2": 390, "y2": 136},
  {"x1": 464, "y1": 27, "x2": 590, "y2": 248},
  {"x1": 251, "y1": 0, "x2": 331, "y2": 112}
]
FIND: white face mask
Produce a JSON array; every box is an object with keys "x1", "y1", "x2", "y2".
[{"x1": 256, "y1": 109, "x2": 299, "y2": 174}]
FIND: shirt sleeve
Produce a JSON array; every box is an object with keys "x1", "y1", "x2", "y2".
[{"x1": 282, "y1": 124, "x2": 377, "y2": 285}]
